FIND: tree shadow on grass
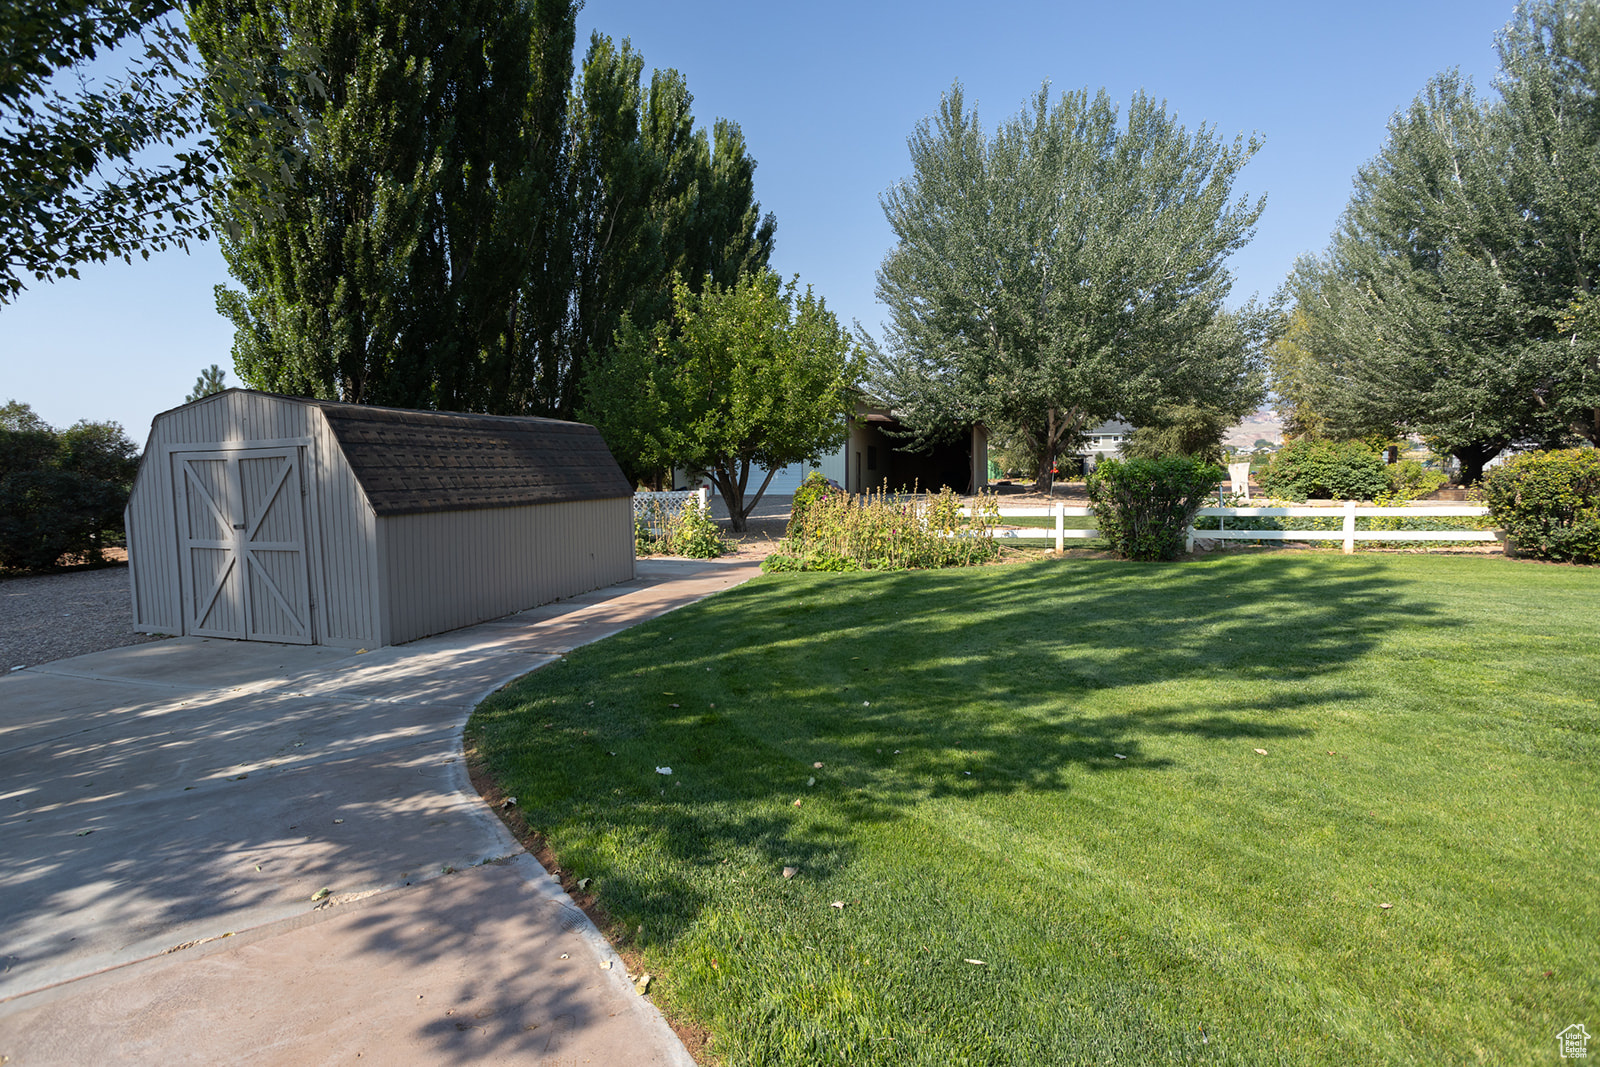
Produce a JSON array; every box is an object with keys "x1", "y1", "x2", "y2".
[{"x1": 469, "y1": 553, "x2": 1446, "y2": 945}]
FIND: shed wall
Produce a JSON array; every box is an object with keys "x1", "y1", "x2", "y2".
[
  {"x1": 126, "y1": 392, "x2": 383, "y2": 646},
  {"x1": 380, "y1": 497, "x2": 635, "y2": 645}
]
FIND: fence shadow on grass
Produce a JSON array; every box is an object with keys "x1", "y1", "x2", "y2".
[{"x1": 469, "y1": 552, "x2": 1445, "y2": 944}]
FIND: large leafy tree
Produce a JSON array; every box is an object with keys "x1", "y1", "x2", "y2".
[
  {"x1": 1, "y1": 0, "x2": 321, "y2": 304},
  {"x1": 873, "y1": 81, "x2": 1266, "y2": 491},
  {"x1": 564, "y1": 35, "x2": 775, "y2": 421},
  {"x1": 584, "y1": 270, "x2": 862, "y2": 530},
  {"x1": 1291, "y1": 73, "x2": 1539, "y2": 482},
  {"x1": 193, "y1": 0, "x2": 578, "y2": 412},
  {"x1": 1493, "y1": 0, "x2": 1600, "y2": 446},
  {"x1": 1285, "y1": 1, "x2": 1600, "y2": 481},
  {"x1": 0, "y1": 401, "x2": 139, "y2": 570},
  {"x1": 2, "y1": 0, "x2": 207, "y2": 302}
]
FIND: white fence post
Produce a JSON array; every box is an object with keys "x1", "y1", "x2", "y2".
[
  {"x1": 1342, "y1": 500, "x2": 1357, "y2": 555},
  {"x1": 1055, "y1": 502, "x2": 1065, "y2": 553},
  {"x1": 696, "y1": 486, "x2": 710, "y2": 514}
]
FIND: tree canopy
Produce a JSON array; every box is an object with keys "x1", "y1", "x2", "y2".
[
  {"x1": 583, "y1": 270, "x2": 862, "y2": 530},
  {"x1": 2, "y1": 0, "x2": 206, "y2": 301},
  {"x1": 195, "y1": 14, "x2": 776, "y2": 448},
  {"x1": 1278, "y1": 0, "x2": 1600, "y2": 482},
  {"x1": 192, "y1": 0, "x2": 580, "y2": 412},
  {"x1": 873, "y1": 80, "x2": 1267, "y2": 490},
  {"x1": 1, "y1": 0, "x2": 320, "y2": 304},
  {"x1": 0, "y1": 400, "x2": 140, "y2": 570}
]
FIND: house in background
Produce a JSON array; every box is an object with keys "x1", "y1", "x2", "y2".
[
  {"x1": 681, "y1": 403, "x2": 989, "y2": 496},
  {"x1": 1072, "y1": 421, "x2": 1135, "y2": 473}
]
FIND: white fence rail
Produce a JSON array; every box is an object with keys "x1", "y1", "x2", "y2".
[{"x1": 963, "y1": 501, "x2": 1497, "y2": 554}]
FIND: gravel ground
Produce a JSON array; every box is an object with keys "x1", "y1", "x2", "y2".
[
  {"x1": 0, "y1": 566, "x2": 164, "y2": 671},
  {"x1": 704, "y1": 492, "x2": 789, "y2": 558}
]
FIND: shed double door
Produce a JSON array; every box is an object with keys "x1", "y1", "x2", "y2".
[{"x1": 174, "y1": 448, "x2": 313, "y2": 643}]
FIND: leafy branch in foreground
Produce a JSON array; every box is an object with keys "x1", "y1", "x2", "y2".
[{"x1": 1, "y1": 0, "x2": 321, "y2": 303}]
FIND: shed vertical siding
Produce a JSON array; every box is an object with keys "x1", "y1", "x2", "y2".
[
  {"x1": 125, "y1": 392, "x2": 384, "y2": 647},
  {"x1": 305, "y1": 406, "x2": 383, "y2": 646},
  {"x1": 381, "y1": 497, "x2": 635, "y2": 645}
]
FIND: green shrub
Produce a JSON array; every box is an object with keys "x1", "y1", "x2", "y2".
[
  {"x1": 786, "y1": 471, "x2": 840, "y2": 538},
  {"x1": 1482, "y1": 449, "x2": 1600, "y2": 564},
  {"x1": 1379, "y1": 458, "x2": 1448, "y2": 504},
  {"x1": 1087, "y1": 456, "x2": 1225, "y2": 561},
  {"x1": 1259, "y1": 439, "x2": 1389, "y2": 501},
  {"x1": 634, "y1": 495, "x2": 727, "y2": 559},
  {"x1": 0, "y1": 404, "x2": 139, "y2": 572},
  {"x1": 774, "y1": 485, "x2": 999, "y2": 570}
]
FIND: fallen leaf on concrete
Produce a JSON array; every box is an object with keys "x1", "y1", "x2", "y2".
[
  {"x1": 75, "y1": 829, "x2": 92, "y2": 837},
  {"x1": 559, "y1": 953, "x2": 570, "y2": 960},
  {"x1": 311, "y1": 888, "x2": 331, "y2": 902},
  {"x1": 333, "y1": 818, "x2": 343, "y2": 824},
  {"x1": 600, "y1": 960, "x2": 613, "y2": 970}
]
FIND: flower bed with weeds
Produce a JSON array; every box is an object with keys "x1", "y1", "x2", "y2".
[
  {"x1": 635, "y1": 497, "x2": 727, "y2": 559},
  {"x1": 763, "y1": 480, "x2": 1001, "y2": 572}
]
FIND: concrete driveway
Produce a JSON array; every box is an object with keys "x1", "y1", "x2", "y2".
[{"x1": 0, "y1": 557, "x2": 761, "y2": 1065}]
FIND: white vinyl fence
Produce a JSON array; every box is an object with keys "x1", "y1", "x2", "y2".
[
  {"x1": 632, "y1": 487, "x2": 710, "y2": 519},
  {"x1": 633, "y1": 488, "x2": 711, "y2": 535},
  {"x1": 965, "y1": 502, "x2": 1498, "y2": 554}
]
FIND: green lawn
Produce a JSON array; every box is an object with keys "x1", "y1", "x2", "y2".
[{"x1": 467, "y1": 554, "x2": 1598, "y2": 1065}]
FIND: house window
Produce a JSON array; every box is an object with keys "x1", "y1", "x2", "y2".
[{"x1": 867, "y1": 446, "x2": 878, "y2": 471}]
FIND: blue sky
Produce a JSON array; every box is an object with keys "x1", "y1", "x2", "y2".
[{"x1": 3, "y1": 0, "x2": 1517, "y2": 440}]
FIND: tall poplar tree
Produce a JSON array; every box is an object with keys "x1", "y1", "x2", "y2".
[
  {"x1": 191, "y1": 0, "x2": 577, "y2": 410},
  {"x1": 564, "y1": 34, "x2": 775, "y2": 421}
]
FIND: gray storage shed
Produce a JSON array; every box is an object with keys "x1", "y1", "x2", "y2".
[{"x1": 126, "y1": 389, "x2": 635, "y2": 647}]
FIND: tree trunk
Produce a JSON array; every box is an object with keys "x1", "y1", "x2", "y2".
[
  {"x1": 712, "y1": 469, "x2": 747, "y2": 533},
  {"x1": 1454, "y1": 441, "x2": 1503, "y2": 485},
  {"x1": 1033, "y1": 453, "x2": 1054, "y2": 494}
]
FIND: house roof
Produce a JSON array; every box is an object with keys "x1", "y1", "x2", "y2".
[{"x1": 308, "y1": 398, "x2": 632, "y2": 516}]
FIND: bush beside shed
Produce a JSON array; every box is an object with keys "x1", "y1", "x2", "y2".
[{"x1": 125, "y1": 389, "x2": 635, "y2": 647}]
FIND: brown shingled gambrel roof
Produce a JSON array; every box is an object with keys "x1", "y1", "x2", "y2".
[{"x1": 311, "y1": 399, "x2": 631, "y2": 516}]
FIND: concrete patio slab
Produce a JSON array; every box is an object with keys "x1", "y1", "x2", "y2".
[
  {"x1": 0, "y1": 854, "x2": 682, "y2": 1066},
  {"x1": 0, "y1": 554, "x2": 763, "y2": 1065}
]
